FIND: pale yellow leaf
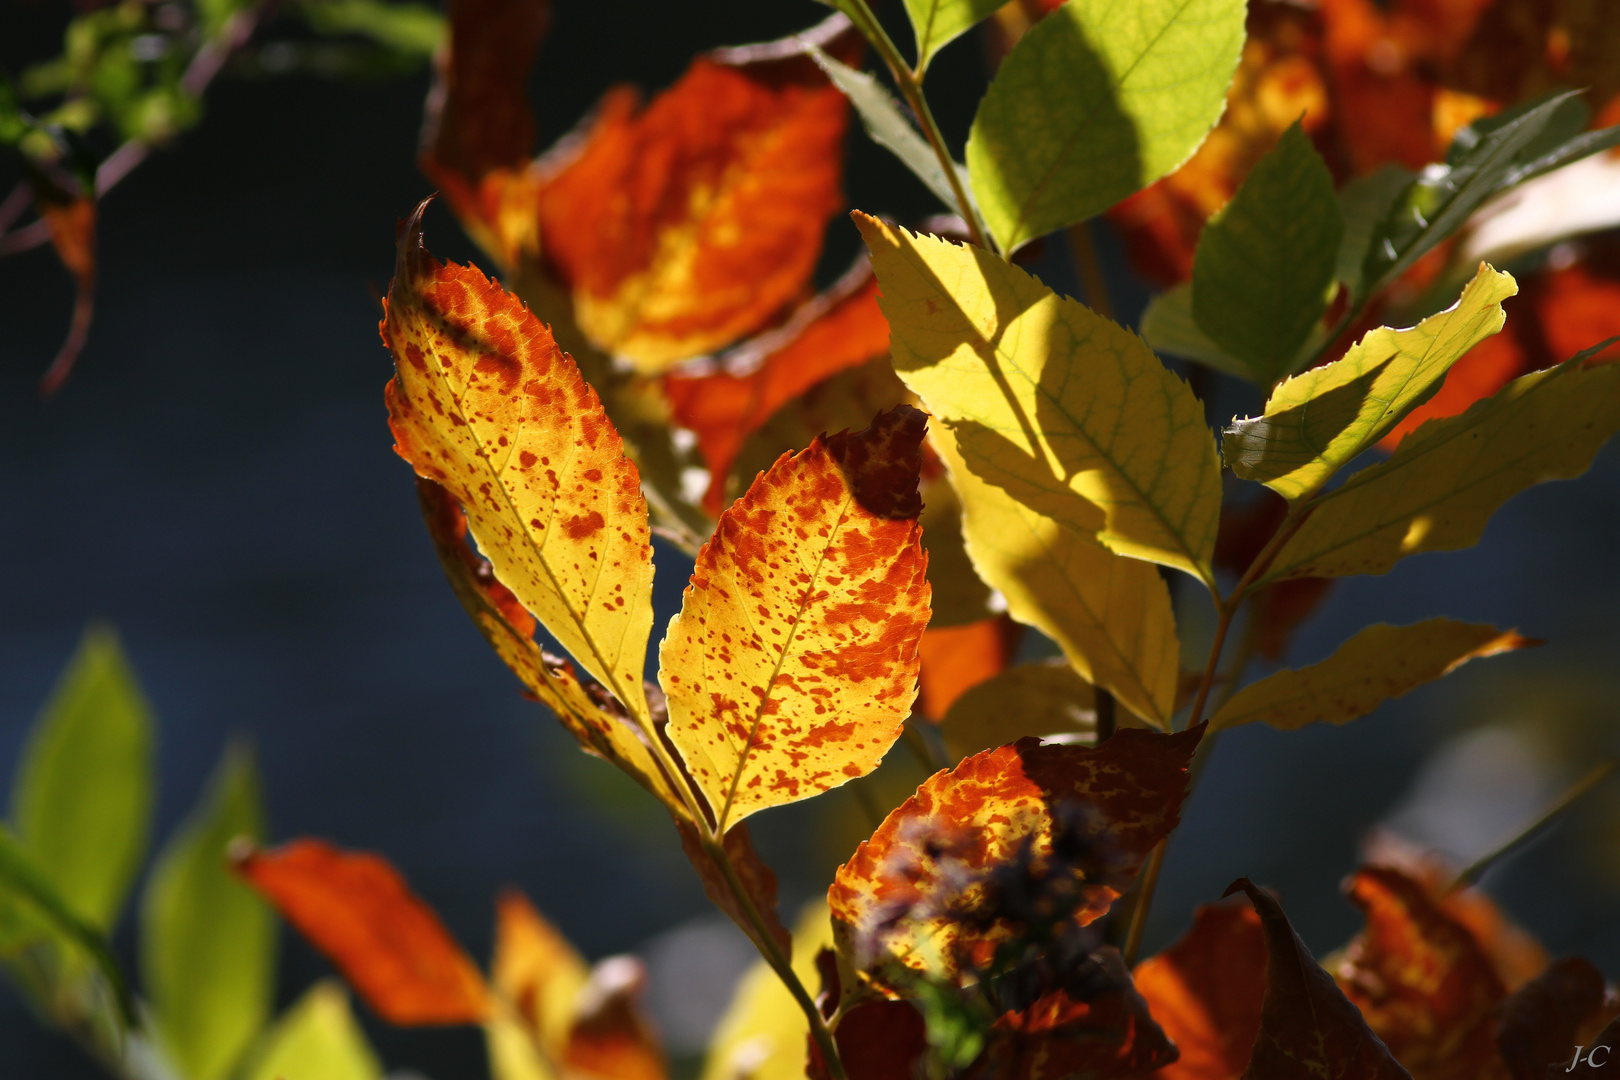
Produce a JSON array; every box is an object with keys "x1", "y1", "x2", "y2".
[
  {"x1": 701, "y1": 903, "x2": 833, "y2": 1080},
  {"x1": 240, "y1": 982, "x2": 382, "y2": 1080}
]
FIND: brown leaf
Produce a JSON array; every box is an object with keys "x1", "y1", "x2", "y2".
[
  {"x1": 916, "y1": 615, "x2": 1023, "y2": 721},
  {"x1": 829, "y1": 729, "x2": 1202, "y2": 991},
  {"x1": 233, "y1": 839, "x2": 490, "y2": 1025},
  {"x1": 675, "y1": 819, "x2": 792, "y2": 960},
  {"x1": 807, "y1": 998, "x2": 929, "y2": 1080},
  {"x1": 565, "y1": 956, "x2": 667, "y2": 1080},
  {"x1": 1495, "y1": 956, "x2": 1607, "y2": 1080},
  {"x1": 1223, "y1": 877, "x2": 1412, "y2": 1080}
]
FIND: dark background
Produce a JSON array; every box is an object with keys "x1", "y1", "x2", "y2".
[{"x1": 4, "y1": 1, "x2": 1620, "y2": 1077}]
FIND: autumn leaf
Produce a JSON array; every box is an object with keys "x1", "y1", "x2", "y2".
[
  {"x1": 535, "y1": 16, "x2": 857, "y2": 372},
  {"x1": 564, "y1": 957, "x2": 666, "y2": 1080},
  {"x1": 1223, "y1": 877, "x2": 1412, "y2": 1080},
  {"x1": 660, "y1": 405, "x2": 931, "y2": 832},
  {"x1": 829, "y1": 729, "x2": 1201, "y2": 990},
  {"x1": 31, "y1": 176, "x2": 98, "y2": 397},
  {"x1": 857, "y1": 212, "x2": 1224, "y2": 585},
  {"x1": 1132, "y1": 898, "x2": 1267, "y2": 1080},
  {"x1": 233, "y1": 839, "x2": 489, "y2": 1026},
  {"x1": 676, "y1": 820, "x2": 792, "y2": 959},
  {"x1": 938, "y1": 660, "x2": 1100, "y2": 764},
  {"x1": 491, "y1": 889, "x2": 587, "y2": 1056},
  {"x1": 1534, "y1": 260, "x2": 1620, "y2": 366},
  {"x1": 1209, "y1": 619, "x2": 1537, "y2": 734},
  {"x1": 1494, "y1": 956, "x2": 1609, "y2": 1080},
  {"x1": 1331, "y1": 867, "x2": 1507, "y2": 1080},
  {"x1": 1224, "y1": 265, "x2": 1517, "y2": 502},
  {"x1": 808, "y1": 997, "x2": 929, "y2": 1080},
  {"x1": 383, "y1": 203, "x2": 657, "y2": 732},
  {"x1": 916, "y1": 616, "x2": 1020, "y2": 721},
  {"x1": 702, "y1": 903, "x2": 835, "y2": 1080}
]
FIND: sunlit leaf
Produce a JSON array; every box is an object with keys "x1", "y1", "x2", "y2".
[
  {"x1": 1191, "y1": 121, "x2": 1344, "y2": 386},
  {"x1": 1495, "y1": 956, "x2": 1608, "y2": 1080},
  {"x1": 916, "y1": 471, "x2": 997, "y2": 629},
  {"x1": 484, "y1": 888, "x2": 585, "y2": 1080},
  {"x1": 239, "y1": 981, "x2": 383, "y2": 1080},
  {"x1": 939, "y1": 660, "x2": 1097, "y2": 764},
  {"x1": 1376, "y1": 333, "x2": 1529, "y2": 452},
  {"x1": 141, "y1": 745, "x2": 274, "y2": 1080},
  {"x1": 661, "y1": 406, "x2": 931, "y2": 832},
  {"x1": 1224, "y1": 265, "x2": 1517, "y2": 503},
  {"x1": 1132, "y1": 897, "x2": 1266, "y2": 1080},
  {"x1": 857, "y1": 213, "x2": 1223, "y2": 584},
  {"x1": 966, "y1": 0, "x2": 1246, "y2": 253},
  {"x1": 1263, "y1": 337, "x2": 1620, "y2": 582},
  {"x1": 1210, "y1": 620, "x2": 1537, "y2": 734},
  {"x1": 917, "y1": 616, "x2": 1019, "y2": 721},
  {"x1": 383, "y1": 204, "x2": 657, "y2": 730},
  {"x1": 675, "y1": 820, "x2": 792, "y2": 959},
  {"x1": 13, "y1": 624, "x2": 152, "y2": 931},
  {"x1": 234, "y1": 839, "x2": 490, "y2": 1025},
  {"x1": 702, "y1": 903, "x2": 833, "y2": 1080},
  {"x1": 1336, "y1": 165, "x2": 1416, "y2": 303},
  {"x1": 933, "y1": 429, "x2": 1178, "y2": 727},
  {"x1": 829, "y1": 729, "x2": 1201, "y2": 990},
  {"x1": 536, "y1": 16, "x2": 855, "y2": 371},
  {"x1": 1222, "y1": 877, "x2": 1412, "y2": 1080},
  {"x1": 903, "y1": 0, "x2": 1002, "y2": 74}
]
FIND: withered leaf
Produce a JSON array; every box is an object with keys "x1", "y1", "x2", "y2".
[{"x1": 1495, "y1": 956, "x2": 1607, "y2": 1080}]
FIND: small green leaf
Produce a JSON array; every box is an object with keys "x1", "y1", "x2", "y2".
[
  {"x1": 141, "y1": 744, "x2": 275, "y2": 1080},
  {"x1": 903, "y1": 0, "x2": 1003, "y2": 74},
  {"x1": 1139, "y1": 283, "x2": 1252, "y2": 381},
  {"x1": 1191, "y1": 122, "x2": 1343, "y2": 386},
  {"x1": 297, "y1": 0, "x2": 445, "y2": 58},
  {"x1": 13, "y1": 625, "x2": 154, "y2": 931},
  {"x1": 1334, "y1": 165, "x2": 1414, "y2": 302},
  {"x1": 1224, "y1": 265, "x2": 1517, "y2": 503},
  {"x1": 966, "y1": 0, "x2": 1246, "y2": 253},
  {"x1": 240, "y1": 981, "x2": 383, "y2": 1080}
]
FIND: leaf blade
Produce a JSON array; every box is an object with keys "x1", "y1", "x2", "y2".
[
  {"x1": 903, "y1": 0, "x2": 1003, "y2": 74},
  {"x1": 939, "y1": 659, "x2": 1098, "y2": 763},
  {"x1": 240, "y1": 982, "x2": 384, "y2": 1080}
]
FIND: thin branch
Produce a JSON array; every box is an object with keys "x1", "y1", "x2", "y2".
[
  {"x1": 1450, "y1": 759, "x2": 1618, "y2": 891},
  {"x1": 1122, "y1": 840, "x2": 1165, "y2": 966}
]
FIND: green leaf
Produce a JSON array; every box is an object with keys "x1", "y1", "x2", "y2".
[
  {"x1": 966, "y1": 0, "x2": 1246, "y2": 253},
  {"x1": 1210, "y1": 619, "x2": 1536, "y2": 733},
  {"x1": 297, "y1": 0, "x2": 445, "y2": 57},
  {"x1": 1224, "y1": 265, "x2": 1517, "y2": 502},
  {"x1": 141, "y1": 744, "x2": 275, "y2": 1080},
  {"x1": 1263, "y1": 337, "x2": 1620, "y2": 582},
  {"x1": 1191, "y1": 122, "x2": 1343, "y2": 386},
  {"x1": 1334, "y1": 165, "x2": 1414, "y2": 303},
  {"x1": 903, "y1": 0, "x2": 1003, "y2": 74},
  {"x1": 939, "y1": 660, "x2": 1098, "y2": 762},
  {"x1": 240, "y1": 981, "x2": 383, "y2": 1080},
  {"x1": 856, "y1": 212, "x2": 1224, "y2": 585},
  {"x1": 1139, "y1": 283, "x2": 1252, "y2": 381},
  {"x1": 13, "y1": 625, "x2": 154, "y2": 931}
]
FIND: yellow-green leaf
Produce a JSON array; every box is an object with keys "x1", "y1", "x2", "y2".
[
  {"x1": 1210, "y1": 619, "x2": 1537, "y2": 733},
  {"x1": 935, "y1": 429, "x2": 1177, "y2": 727},
  {"x1": 701, "y1": 902, "x2": 834, "y2": 1080},
  {"x1": 856, "y1": 213, "x2": 1222, "y2": 584},
  {"x1": 939, "y1": 660, "x2": 1101, "y2": 763},
  {"x1": 240, "y1": 981, "x2": 383, "y2": 1080},
  {"x1": 904, "y1": 0, "x2": 1004, "y2": 75},
  {"x1": 660, "y1": 407, "x2": 932, "y2": 833},
  {"x1": 1224, "y1": 266, "x2": 1517, "y2": 502},
  {"x1": 383, "y1": 201, "x2": 656, "y2": 725},
  {"x1": 1264, "y1": 339, "x2": 1620, "y2": 582}
]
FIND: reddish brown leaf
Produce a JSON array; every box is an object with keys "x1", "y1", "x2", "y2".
[
  {"x1": 1495, "y1": 957, "x2": 1608, "y2": 1080},
  {"x1": 675, "y1": 818, "x2": 792, "y2": 959},
  {"x1": 829, "y1": 729, "x2": 1202, "y2": 990},
  {"x1": 233, "y1": 839, "x2": 490, "y2": 1025},
  {"x1": 1534, "y1": 262, "x2": 1620, "y2": 367},
  {"x1": 32, "y1": 183, "x2": 97, "y2": 397},
  {"x1": 916, "y1": 615, "x2": 1023, "y2": 721},
  {"x1": 1333, "y1": 867, "x2": 1507, "y2": 1080},
  {"x1": 807, "y1": 998, "x2": 929, "y2": 1080},
  {"x1": 1133, "y1": 898, "x2": 1267, "y2": 1080},
  {"x1": 565, "y1": 956, "x2": 667, "y2": 1080},
  {"x1": 1224, "y1": 877, "x2": 1411, "y2": 1080}
]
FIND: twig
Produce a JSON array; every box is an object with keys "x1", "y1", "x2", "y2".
[
  {"x1": 1064, "y1": 223, "x2": 1113, "y2": 320},
  {"x1": 1094, "y1": 687, "x2": 1116, "y2": 742},
  {"x1": 1122, "y1": 841, "x2": 1166, "y2": 966},
  {"x1": 1450, "y1": 759, "x2": 1618, "y2": 891}
]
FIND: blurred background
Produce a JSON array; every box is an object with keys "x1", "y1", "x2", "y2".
[{"x1": 3, "y1": 0, "x2": 1620, "y2": 1077}]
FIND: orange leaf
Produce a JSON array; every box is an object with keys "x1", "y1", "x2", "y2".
[
  {"x1": 32, "y1": 182, "x2": 97, "y2": 397},
  {"x1": 1535, "y1": 262, "x2": 1620, "y2": 366},
  {"x1": 1332, "y1": 867, "x2": 1507, "y2": 1080},
  {"x1": 675, "y1": 819, "x2": 791, "y2": 959},
  {"x1": 491, "y1": 888, "x2": 587, "y2": 1053},
  {"x1": 565, "y1": 957, "x2": 667, "y2": 1080},
  {"x1": 234, "y1": 839, "x2": 490, "y2": 1025},
  {"x1": 664, "y1": 264, "x2": 890, "y2": 514},
  {"x1": 535, "y1": 16, "x2": 856, "y2": 371},
  {"x1": 1223, "y1": 877, "x2": 1412, "y2": 1080},
  {"x1": 1133, "y1": 899, "x2": 1267, "y2": 1080},
  {"x1": 829, "y1": 729, "x2": 1202, "y2": 990},
  {"x1": 916, "y1": 615, "x2": 1022, "y2": 721},
  {"x1": 1495, "y1": 956, "x2": 1609, "y2": 1080},
  {"x1": 660, "y1": 405, "x2": 931, "y2": 831}
]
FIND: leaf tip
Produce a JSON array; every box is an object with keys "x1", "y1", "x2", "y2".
[{"x1": 824, "y1": 404, "x2": 929, "y2": 519}]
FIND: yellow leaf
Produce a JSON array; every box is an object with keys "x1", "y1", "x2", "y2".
[
  {"x1": 855, "y1": 213, "x2": 1222, "y2": 584},
  {"x1": 660, "y1": 407, "x2": 932, "y2": 833},
  {"x1": 939, "y1": 660, "x2": 1101, "y2": 763},
  {"x1": 1264, "y1": 341, "x2": 1620, "y2": 582},
  {"x1": 240, "y1": 982, "x2": 382, "y2": 1080},
  {"x1": 1225, "y1": 266, "x2": 1518, "y2": 502},
  {"x1": 935, "y1": 429, "x2": 1178, "y2": 727},
  {"x1": 1210, "y1": 619, "x2": 1538, "y2": 733},
  {"x1": 700, "y1": 903, "x2": 833, "y2": 1080},
  {"x1": 383, "y1": 202, "x2": 656, "y2": 728}
]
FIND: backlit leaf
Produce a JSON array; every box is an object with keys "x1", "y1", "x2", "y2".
[
  {"x1": 814, "y1": 997, "x2": 928, "y2": 1080},
  {"x1": 1222, "y1": 877, "x2": 1412, "y2": 1080},
  {"x1": 489, "y1": 888, "x2": 586, "y2": 1061},
  {"x1": 234, "y1": 839, "x2": 490, "y2": 1025},
  {"x1": 1263, "y1": 338, "x2": 1620, "y2": 582},
  {"x1": 934, "y1": 428, "x2": 1178, "y2": 727},
  {"x1": 535, "y1": 17, "x2": 854, "y2": 371},
  {"x1": 916, "y1": 471, "x2": 997, "y2": 629},
  {"x1": 917, "y1": 616, "x2": 1020, "y2": 721},
  {"x1": 1191, "y1": 121, "x2": 1344, "y2": 386},
  {"x1": 1224, "y1": 265, "x2": 1518, "y2": 502},
  {"x1": 675, "y1": 820, "x2": 792, "y2": 959},
  {"x1": 383, "y1": 204, "x2": 657, "y2": 730},
  {"x1": 903, "y1": 0, "x2": 1003, "y2": 74},
  {"x1": 1495, "y1": 957, "x2": 1608, "y2": 1080},
  {"x1": 1210, "y1": 620, "x2": 1537, "y2": 734},
  {"x1": 240, "y1": 981, "x2": 383, "y2": 1080},
  {"x1": 857, "y1": 213, "x2": 1223, "y2": 584},
  {"x1": 141, "y1": 745, "x2": 275, "y2": 1080},
  {"x1": 661, "y1": 406, "x2": 931, "y2": 832},
  {"x1": 966, "y1": 0, "x2": 1247, "y2": 253},
  {"x1": 13, "y1": 624, "x2": 152, "y2": 930},
  {"x1": 701, "y1": 903, "x2": 834, "y2": 1080},
  {"x1": 939, "y1": 660, "x2": 1098, "y2": 764},
  {"x1": 829, "y1": 729, "x2": 1201, "y2": 989}
]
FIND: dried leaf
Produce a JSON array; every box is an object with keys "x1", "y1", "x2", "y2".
[
  {"x1": 829, "y1": 730, "x2": 1201, "y2": 989},
  {"x1": 916, "y1": 616, "x2": 1020, "y2": 721},
  {"x1": 233, "y1": 839, "x2": 490, "y2": 1026},
  {"x1": 660, "y1": 406, "x2": 931, "y2": 832},
  {"x1": 938, "y1": 660, "x2": 1098, "y2": 764},
  {"x1": 1495, "y1": 956, "x2": 1607, "y2": 1080},
  {"x1": 809, "y1": 998, "x2": 929, "y2": 1080},
  {"x1": 1210, "y1": 619, "x2": 1537, "y2": 733},
  {"x1": 675, "y1": 820, "x2": 791, "y2": 959}
]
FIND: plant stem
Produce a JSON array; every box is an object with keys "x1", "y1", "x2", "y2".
[
  {"x1": 1449, "y1": 759, "x2": 1618, "y2": 891},
  {"x1": 1094, "y1": 687, "x2": 1116, "y2": 742},
  {"x1": 1122, "y1": 841, "x2": 1165, "y2": 966}
]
